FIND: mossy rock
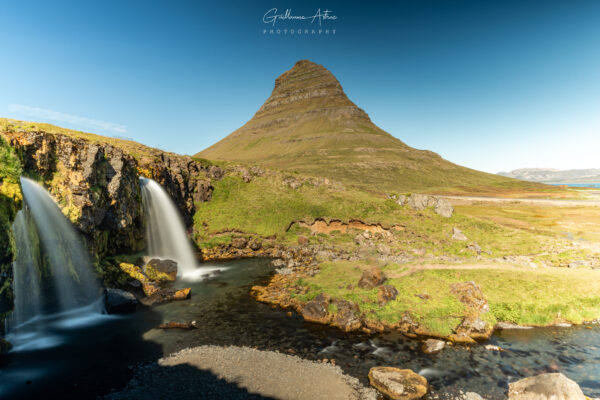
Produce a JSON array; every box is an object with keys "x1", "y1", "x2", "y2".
[
  {"x1": 142, "y1": 259, "x2": 177, "y2": 282},
  {"x1": 0, "y1": 336, "x2": 13, "y2": 354}
]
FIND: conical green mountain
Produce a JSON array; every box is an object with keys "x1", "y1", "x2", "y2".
[{"x1": 197, "y1": 60, "x2": 541, "y2": 193}]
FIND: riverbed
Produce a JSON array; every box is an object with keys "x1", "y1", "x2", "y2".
[{"x1": 1, "y1": 258, "x2": 599, "y2": 399}]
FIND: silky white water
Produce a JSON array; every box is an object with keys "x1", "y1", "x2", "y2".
[
  {"x1": 6, "y1": 177, "x2": 104, "y2": 350},
  {"x1": 140, "y1": 178, "x2": 201, "y2": 279}
]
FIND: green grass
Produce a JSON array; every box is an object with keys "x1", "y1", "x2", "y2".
[
  {"x1": 0, "y1": 134, "x2": 22, "y2": 320},
  {"x1": 296, "y1": 261, "x2": 600, "y2": 336},
  {"x1": 1, "y1": 118, "x2": 164, "y2": 160},
  {"x1": 457, "y1": 202, "x2": 600, "y2": 242},
  {"x1": 193, "y1": 173, "x2": 551, "y2": 259}
]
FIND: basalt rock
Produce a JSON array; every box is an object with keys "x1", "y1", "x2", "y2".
[
  {"x1": 3, "y1": 129, "x2": 144, "y2": 257},
  {"x1": 378, "y1": 284, "x2": 399, "y2": 305},
  {"x1": 0, "y1": 336, "x2": 12, "y2": 354},
  {"x1": 331, "y1": 299, "x2": 361, "y2": 332},
  {"x1": 104, "y1": 288, "x2": 138, "y2": 314},
  {"x1": 143, "y1": 258, "x2": 178, "y2": 282},
  {"x1": 508, "y1": 373, "x2": 585, "y2": 400},
  {"x1": 421, "y1": 339, "x2": 445, "y2": 354},
  {"x1": 404, "y1": 194, "x2": 454, "y2": 218},
  {"x1": 139, "y1": 152, "x2": 216, "y2": 226},
  {"x1": 358, "y1": 266, "x2": 386, "y2": 289},
  {"x1": 368, "y1": 367, "x2": 428, "y2": 400},
  {"x1": 450, "y1": 281, "x2": 492, "y2": 341},
  {"x1": 2, "y1": 126, "x2": 221, "y2": 259},
  {"x1": 141, "y1": 287, "x2": 191, "y2": 306}
]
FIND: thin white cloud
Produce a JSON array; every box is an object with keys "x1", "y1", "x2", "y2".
[{"x1": 7, "y1": 104, "x2": 127, "y2": 134}]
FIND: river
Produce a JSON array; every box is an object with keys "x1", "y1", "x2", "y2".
[{"x1": 1, "y1": 258, "x2": 599, "y2": 399}]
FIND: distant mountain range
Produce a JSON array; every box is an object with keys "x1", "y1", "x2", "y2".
[
  {"x1": 197, "y1": 60, "x2": 544, "y2": 193},
  {"x1": 498, "y1": 168, "x2": 600, "y2": 183}
]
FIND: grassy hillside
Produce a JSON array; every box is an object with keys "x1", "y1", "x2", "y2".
[
  {"x1": 0, "y1": 118, "x2": 167, "y2": 160},
  {"x1": 197, "y1": 60, "x2": 558, "y2": 195},
  {"x1": 193, "y1": 171, "x2": 554, "y2": 258}
]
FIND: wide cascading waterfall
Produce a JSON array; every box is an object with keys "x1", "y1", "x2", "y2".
[
  {"x1": 6, "y1": 178, "x2": 105, "y2": 351},
  {"x1": 18, "y1": 177, "x2": 101, "y2": 311},
  {"x1": 140, "y1": 178, "x2": 199, "y2": 278}
]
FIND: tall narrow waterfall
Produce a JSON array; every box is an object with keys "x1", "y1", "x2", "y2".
[
  {"x1": 140, "y1": 178, "x2": 198, "y2": 277},
  {"x1": 6, "y1": 178, "x2": 104, "y2": 350}
]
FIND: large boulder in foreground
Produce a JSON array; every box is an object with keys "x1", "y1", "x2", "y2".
[
  {"x1": 508, "y1": 373, "x2": 585, "y2": 400},
  {"x1": 104, "y1": 288, "x2": 138, "y2": 314},
  {"x1": 368, "y1": 367, "x2": 428, "y2": 400},
  {"x1": 143, "y1": 258, "x2": 178, "y2": 282}
]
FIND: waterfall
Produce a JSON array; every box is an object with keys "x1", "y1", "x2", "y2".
[
  {"x1": 6, "y1": 178, "x2": 104, "y2": 351},
  {"x1": 140, "y1": 178, "x2": 199, "y2": 278},
  {"x1": 9, "y1": 210, "x2": 43, "y2": 328}
]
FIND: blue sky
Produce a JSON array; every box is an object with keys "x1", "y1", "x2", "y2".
[{"x1": 1, "y1": 0, "x2": 599, "y2": 173}]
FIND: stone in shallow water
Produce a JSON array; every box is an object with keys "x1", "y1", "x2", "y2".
[
  {"x1": 143, "y1": 258, "x2": 178, "y2": 282},
  {"x1": 368, "y1": 367, "x2": 428, "y2": 400},
  {"x1": 140, "y1": 287, "x2": 191, "y2": 306},
  {"x1": 508, "y1": 373, "x2": 585, "y2": 400},
  {"x1": 421, "y1": 339, "x2": 445, "y2": 355},
  {"x1": 104, "y1": 288, "x2": 138, "y2": 314}
]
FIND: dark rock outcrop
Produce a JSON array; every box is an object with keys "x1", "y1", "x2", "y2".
[
  {"x1": 104, "y1": 288, "x2": 138, "y2": 314},
  {"x1": 4, "y1": 130, "x2": 144, "y2": 257},
  {"x1": 139, "y1": 152, "x2": 216, "y2": 226},
  {"x1": 2, "y1": 128, "x2": 222, "y2": 258},
  {"x1": 0, "y1": 336, "x2": 12, "y2": 354}
]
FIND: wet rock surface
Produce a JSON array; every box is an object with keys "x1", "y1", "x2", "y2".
[
  {"x1": 104, "y1": 288, "x2": 138, "y2": 314},
  {"x1": 3, "y1": 128, "x2": 222, "y2": 259},
  {"x1": 508, "y1": 373, "x2": 586, "y2": 400},
  {"x1": 143, "y1": 258, "x2": 178, "y2": 282},
  {"x1": 0, "y1": 336, "x2": 12, "y2": 354},
  {"x1": 422, "y1": 339, "x2": 446, "y2": 355},
  {"x1": 368, "y1": 366, "x2": 428, "y2": 400}
]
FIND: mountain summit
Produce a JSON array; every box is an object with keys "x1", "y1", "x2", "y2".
[{"x1": 197, "y1": 60, "x2": 534, "y2": 192}]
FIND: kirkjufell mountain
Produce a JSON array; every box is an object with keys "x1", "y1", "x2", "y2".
[{"x1": 197, "y1": 60, "x2": 537, "y2": 192}]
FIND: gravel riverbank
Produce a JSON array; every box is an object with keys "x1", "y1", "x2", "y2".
[{"x1": 103, "y1": 345, "x2": 379, "y2": 400}]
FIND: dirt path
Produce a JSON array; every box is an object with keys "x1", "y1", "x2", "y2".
[
  {"x1": 104, "y1": 345, "x2": 378, "y2": 400},
  {"x1": 440, "y1": 195, "x2": 600, "y2": 207},
  {"x1": 386, "y1": 262, "x2": 538, "y2": 278}
]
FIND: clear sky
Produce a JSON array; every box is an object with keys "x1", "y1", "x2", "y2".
[{"x1": 1, "y1": 0, "x2": 599, "y2": 173}]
